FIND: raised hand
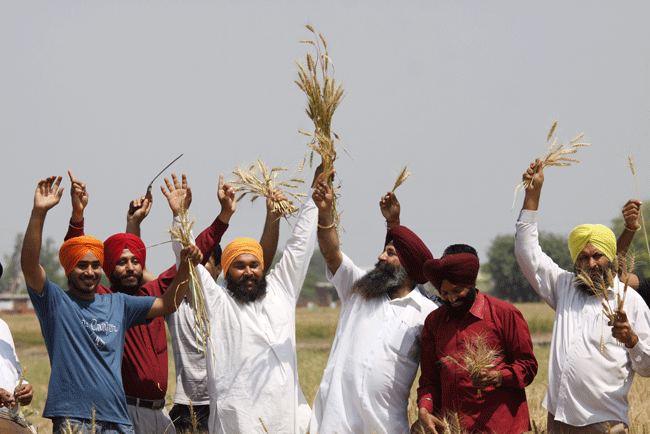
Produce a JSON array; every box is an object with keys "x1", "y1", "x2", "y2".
[
  {"x1": 68, "y1": 170, "x2": 88, "y2": 221},
  {"x1": 162, "y1": 173, "x2": 191, "y2": 217},
  {"x1": 522, "y1": 159, "x2": 544, "y2": 211},
  {"x1": 34, "y1": 176, "x2": 64, "y2": 213},
  {"x1": 622, "y1": 199, "x2": 641, "y2": 232},
  {"x1": 218, "y1": 174, "x2": 236, "y2": 220},
  {"x1": 266, "y1": 188, "x2": 288, "y2": 217},
  {"x1": 127, "y1": 192, "x2": 153, "y2": 225},
  {"x1": 312, "y1": 170, "x2": 336, "y2": 216},
  {"x1": 380, "y1": 191, "x2": 400, "y2": 225}
]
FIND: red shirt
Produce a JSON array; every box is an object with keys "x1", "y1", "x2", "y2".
[
  {"x1": 65, "y1": 217, "x2": 227, "y2": 399},
  {"x1": 418, "y1": 291, "x2": 538, "y2": 434}
]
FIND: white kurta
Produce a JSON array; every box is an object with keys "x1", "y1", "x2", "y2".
[
  {"x1": 515, "y1": 209, "x2": 650, "y2": 426},
  {"x1": 0, "y1": 318, "x2": 26, "y2": 415},
  {"x1": 308, "y1": 253, "x2": 439, "y2": 434},
  {"x1": 175, "y1": 192, "x2": 317, "y2": 434}
]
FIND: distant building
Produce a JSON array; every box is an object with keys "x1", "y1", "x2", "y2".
[{"x1": 0, "y1": 294, "x2": 34, "y2": 313}]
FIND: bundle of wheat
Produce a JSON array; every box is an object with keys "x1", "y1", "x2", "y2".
[
  {"x1": 168, "y1": 201, "x2": 209, "y2": 355},
  {"x1": 392, "y1": 165, "x2": 412, "y2": 192},
  {"x1": 575, "y1": 253, "x2": 636, "y2": 352},
  {"x1": 440, "y1": 412, "x2": 467, "y2": 434},
  {"x1": 296, "y1": 25, "x2": 345, "y2": 229},
  {"x1": 446, "y1": 334, "x2": 501, "y2": 398},
  {"x1": 629, "y1": 156, "x2": 650, "y2": 259},
  {"x1": 230, "y1": 159, "x2": 306, "y2": 219},
  {"x1": 513, "y1": 122, "x2": 591, "y2": 208}
]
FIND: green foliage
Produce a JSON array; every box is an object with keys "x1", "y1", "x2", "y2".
[
  {"x1": 1, "y1": 233, "x2": 66, "y2": 293},
  {"x1": 484, "y1": 232, "x2": 573, "y2": 302},
  {"x1": 611, "y1": 199, "x2": 650, "y2": 278}
]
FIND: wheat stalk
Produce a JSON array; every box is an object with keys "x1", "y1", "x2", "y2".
[
  {"x1": 446, "y1": 334, "x2": 501, "y2": 398},
  {"x1": 168, "y1": 200, "x2": 210, "y2": 355},
  {"x1": 230, "y1": 159, "x2": 306, "y2": 219},
  {"x1": 392, "y1": 165, "x2": 412, "y2": 192},
  {"x1": 296, "y1": 25, "x2": 345, "y2": 230},
  {"x1": 629, "y1": 156, "x2": 650, "y2": 259},
  {"x1": 440, "y1": 411, "x2": 467, "y2": 434},
  {"x1": 512, "y1": 122, "x2": 592, "y2": 209}
]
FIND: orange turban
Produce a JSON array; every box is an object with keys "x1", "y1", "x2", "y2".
[
  {"x1": 59, "y1": 236, "x2": 104, "y2": 277},
  {"x1": 221, "y1": 238, "x2": 264, "y2": 274}
]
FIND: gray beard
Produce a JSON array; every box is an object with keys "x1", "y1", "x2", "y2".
[
  {"x1": 573, "y1": 262, "x2": 616, "y2": 296},
  {"x1": 352, "y1": 261, "x2": 408, "y2": 300}
]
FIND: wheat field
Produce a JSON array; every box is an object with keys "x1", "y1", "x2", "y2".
[{"x1": 5, "y1": 302, "x2": 650, "y2": 433}]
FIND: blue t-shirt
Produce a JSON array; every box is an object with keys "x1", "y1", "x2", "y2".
[{"x1": 28, "y1": 277, "x2": 155, "y2": 424}]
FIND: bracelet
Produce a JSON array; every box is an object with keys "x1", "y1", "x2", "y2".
[
  {"x1": 385, "y1": 217, "x2": 400, "y2": 224},
  {"x1": 318, "y1": 221, "x2": 336, "y2": 230},
  {"x1": 69, "y1": 222, "x2": 83, "y2": 230},
  {"x1": 624, "y1": 224, "x2": 640, "y2": 232}
]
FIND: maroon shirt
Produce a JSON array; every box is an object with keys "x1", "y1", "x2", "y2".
[
  {"x1": 65, "y1": 217, "x2": 227, "y2": 400},
  {"x1": 418, "y1": 290, "x2": 538, "y2": 434}
]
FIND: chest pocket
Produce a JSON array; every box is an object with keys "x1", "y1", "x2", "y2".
[{"x1": 388, "y1": 320, "x2": 418, "y2": 358}]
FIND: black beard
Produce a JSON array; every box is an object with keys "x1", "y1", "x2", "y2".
[
  {"x1": 68, "y1": 278, "x2": 97, "y2": 295},
  {"x1": 444, "y1": 286, "x2": 477, "y2": 319},
  {"x1": 110, "y1": 273, "x2": 143, "y2": 295},
  {"x1": 352, "y1": 261, "x2": 408, "y2": 300},
  {"x1": 226, "y1": 273, "x2": 268, "y2": 303},
  {"x1": 573, "y1": 262, "x2": 616, "y2": 296}
]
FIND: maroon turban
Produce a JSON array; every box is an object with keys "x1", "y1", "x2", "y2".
[
  {"x1": 103, "y1": 233, "x2": 146, "y2": 278},
  {"x1": 423, "y1": 253, "x2": 479, "y2": 290},
  {"x1": 385, "y1": 226, "x2": 433, "y2": 284}
]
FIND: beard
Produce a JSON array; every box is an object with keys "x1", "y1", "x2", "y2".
[
  {"x1": 443, "y1": 286, "x2": 477, "y2": 319},
  {"x1": 110, "y1": 273, "x2": 144, "y2": 295},
  {"x1": 573, "y1": 262, "x2": 616, "y2": 296},
  {"x1": 352, "y1": 261, "x2": 408, "y2": 300},
  {"x1": 226, "y1": 273, "x2": 268, "y2": 303},
  {"x1": 68, "y1": 277, "x2": 97, "y2": 295}
]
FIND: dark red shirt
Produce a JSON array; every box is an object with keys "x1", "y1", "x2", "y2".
[
  {"x1": 418, "y1": 290, "x2": 538, "y2": 434},
  {"x1": 65, "y1": 217, "x2": 227, "y2": 400}
]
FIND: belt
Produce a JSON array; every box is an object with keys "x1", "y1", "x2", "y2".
[{"x1": 125, "y1": 396, "x2": 166, "y2": 410}]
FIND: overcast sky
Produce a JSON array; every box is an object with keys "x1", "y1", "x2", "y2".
[{"x1": 2, "y1": 1, "x2": 649, "y2": 274}]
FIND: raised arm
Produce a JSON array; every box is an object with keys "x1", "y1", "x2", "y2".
[
  {"x1": 522, "y1": 159, "x2": 544, "y2": 211},
  {"x1": 313, "y1": 169, "x2": 342, "y2": 275},
  {"x1": 21, "y1": 176, "x2": 64, "y2": 293},
  {"x1": 380, "y1": 191, "x2": 401, "y2": 230},
  {"x1": 64, "y1": 170, "x2": 88, "y2": 240},
  {"x1": 125, "y1": 192, "x2": 153, "y2": 238},
  {"x1": 259, "y1": 188, "x2": 284, "y2": 273},
  {"x1": 616, "y1": 199, "x2": 641, "y2": 289},
  {"x1": 146, "y1": 244, "x2": 202, "y2": 318}
]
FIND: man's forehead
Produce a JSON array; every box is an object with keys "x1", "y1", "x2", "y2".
[
  {"x1": 120, "y1": 248, "x2": 136, "y2": 259},
  {"x1": 232, "y1": 253, "x2": 260, "y2": 263},
  {"x1": 77, "y1": 251, "x2": 100, "y2": 263},
  {"x1": 579, "y1": 242, "x2": 606, "y2": 256}
]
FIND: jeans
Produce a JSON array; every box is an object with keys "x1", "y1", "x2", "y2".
[{"x1": 53, "y1": 417, "x2": 135, "y2": 434}]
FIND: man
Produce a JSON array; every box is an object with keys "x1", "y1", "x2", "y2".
[
  {"x1": 413, "y1": 245, "x2": 538, "y2": 434},
  {"x1": 0, "y1": 262, "x2": 35, "y2": 417},
  {"x1": 166, "y1": 190, "x2": 283, "y2": 434},
  {"x1": 175, "y1": 168, "x2": 322, "y2": 434},
  {"x1": 65, "y1": 171, "x2": 235, "y2": 433},
  {"x1": 514, "y1": 160, "x2": 650, "y2": 433},
  {"x1": 21, "y1": 175, "x2": 201, "y2": 434},
  {"x1": 308, "y1": 180, "x2": 440, "y2": 434}
]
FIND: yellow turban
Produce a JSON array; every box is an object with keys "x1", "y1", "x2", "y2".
[
  {"x1": 568, "y1": 224, "x2": 616, "y2": 263},
  {"x1": 59, "y1": 236, "x2": 104, "y2": 277},
  {"x1": 221, "y1": 238, "x2": 264, "y2": 274}
]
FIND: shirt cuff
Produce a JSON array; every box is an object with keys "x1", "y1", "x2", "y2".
[
  {"x1": 518, "y1": 209, "x2": 537, "y2": 223},
  {"x1": 627, "y1": 336, "x2": 649, "y2": 362},
  {"x1": 418, "y1": 394, "x2": 434, "y2": 414}
]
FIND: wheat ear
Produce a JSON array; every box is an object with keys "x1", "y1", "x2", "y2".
[{"x1": 629, "y1": 156, "x2": 650, "y2": 259}]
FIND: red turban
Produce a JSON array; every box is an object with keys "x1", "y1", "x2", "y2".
[
  {"x1": 423, "y1": 253, "x2": 479, "y2": 290},
  {"x1": 385, "y1": 226, "x2": 433, "y2": 284},
  {"x1": 59, "y1": 236, "x2": 104, "y2": 277},
  {"x1": 102, "y1": 233, "x2": 146, "y2": 278}
]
